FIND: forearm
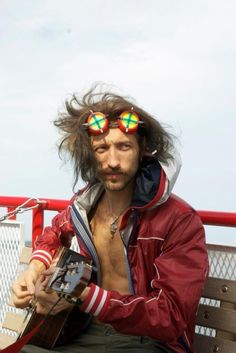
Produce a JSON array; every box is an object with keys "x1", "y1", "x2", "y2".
[{"x1": 31, "y1": 207, "x2": 74, "y2": 268}]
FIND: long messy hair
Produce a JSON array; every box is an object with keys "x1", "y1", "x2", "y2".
[{"x1": 54, "y1": 85, "x2": 175, "y2": 189}]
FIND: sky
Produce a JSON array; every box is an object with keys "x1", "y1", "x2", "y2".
[{"x1": 0, "y1": 0, "x2": 235, "y2": 245}]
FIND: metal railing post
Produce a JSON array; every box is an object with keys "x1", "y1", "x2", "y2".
[
  {"x1": 7, "y1": 207, "x2": 16, "y2": 220},
  {"x1": 32, "y1": 207, "x2": 44, "y2": 247}
]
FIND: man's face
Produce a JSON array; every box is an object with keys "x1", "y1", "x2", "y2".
[{"x1": 91, "y1": 128, "x2": 140, "y2": 192}]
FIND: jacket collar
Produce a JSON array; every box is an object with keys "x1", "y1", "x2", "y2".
[{"x1": 131, "y1": 156, "x2": 162, "y2": 208}]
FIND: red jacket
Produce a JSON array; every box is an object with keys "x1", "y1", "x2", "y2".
[{"x1": 32, "y1": 157, "x2": 208, "y2": 353}]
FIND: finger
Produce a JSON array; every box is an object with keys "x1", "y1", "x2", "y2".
[
  {"x1": 40, "y1": 276, "x2": 50, "y2": 288},
  {"x1": 36, "y1": 290, "x2": 57, "y2": 306},
  {"x1": 25, "y1": 269, "x2": 42, "y2": 294},
  {"x1": 42, "y1": 268, "x2": 54, "y2": 276},
  {"x1": 12, "y1": 283, "x2": 32, "y2": 298},
  {"x1": 12, "y1": 294, "x2": 32, "y2": 309},
  {"x1": 35, "y1": 303, "x2": 48, "y2": 315},
  {"x1": 36, "y1": 301, "x2": 57, "y2": 315},
  {"x1": 34, "y1": 274, "x2": 50, "y2": 293},
  {"x1": 24, "y1": 274, "x2": 37, "y2": 295},
  {"x1": 35, "y1": 279, "x2": 46, "y2": 294}
]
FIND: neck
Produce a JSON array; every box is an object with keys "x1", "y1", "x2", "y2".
[{"x1": 104, "y1": 183, "x2": 134, "y2": 217}]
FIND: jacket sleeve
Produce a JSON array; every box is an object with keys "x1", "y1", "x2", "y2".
[
  {"x1": 79, "y1": 210, "x2": 209, "y2": 342},
  {"x1": 30, "y1": 205, "x2": 75, "y2": 268}
]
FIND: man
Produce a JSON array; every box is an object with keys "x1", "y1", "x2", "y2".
[{"x1": 12, "y1": 88, "x2": 208, "y2": 353}]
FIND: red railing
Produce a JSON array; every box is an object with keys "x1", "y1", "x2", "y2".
[
  {"x1": 0, "y1": 196, "x2": 69, "y2": 244},
  {"x1": 0, "y1": 195, "x2": 236, "y2": 245}
]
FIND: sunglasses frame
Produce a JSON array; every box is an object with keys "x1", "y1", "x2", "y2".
[{"x1": 83, "y1": 110, "x2": 143, "y2": 136}]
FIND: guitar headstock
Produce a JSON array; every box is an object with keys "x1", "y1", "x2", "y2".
[{"x1": 46, "y1": 248, "x2": 93, "y2": 298}]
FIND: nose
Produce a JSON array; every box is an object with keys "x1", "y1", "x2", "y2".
[{"x1": 107, "y1": 147, "x2": 120, "y2": 169}]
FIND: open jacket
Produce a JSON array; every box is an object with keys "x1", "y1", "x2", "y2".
[{"x1": 31, "y1": 153, "x2": 208, "y2": 353}]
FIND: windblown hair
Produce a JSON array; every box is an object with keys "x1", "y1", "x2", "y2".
[{"x1": 54, "y1": 86, "x2": 175, "y2": 188}]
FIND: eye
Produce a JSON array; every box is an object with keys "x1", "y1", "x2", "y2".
[
  {"x1": 119, "y1": 143, "x2": 132, "y2": 151},
  {"x1": 94, "y1": 146, "x2": 107, "y2": 154}
]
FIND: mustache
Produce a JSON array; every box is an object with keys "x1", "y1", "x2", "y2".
[
  {"x1": 103, "y1": 170, "x2": 124, "y2": 175},
  {"x1": 98, "y1": 167, "x2": 125, "y2": 175}
]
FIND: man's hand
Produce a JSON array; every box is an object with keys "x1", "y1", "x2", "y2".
[
  {"x1": 12, "y1": 262, "x2": 88, "y2": 315},
  {"x1": 12, "y1": 260, "x2": 46, "y2": 308},
  {"x1": 34, "y1": 267, "x2": 73, "y2": 315}
]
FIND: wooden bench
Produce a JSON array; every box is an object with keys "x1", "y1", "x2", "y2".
[{"x1": 194, "y1": 276, "x2": 236, "y2": 353}]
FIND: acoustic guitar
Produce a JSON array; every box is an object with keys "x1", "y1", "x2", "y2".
[{"x1": 18, "y1": 247, "x2": 93, "y2": 349}]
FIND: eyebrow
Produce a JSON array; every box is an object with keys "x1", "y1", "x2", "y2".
[{"x1": 92, "y1": 140, "x2": 134, "y2": 148}]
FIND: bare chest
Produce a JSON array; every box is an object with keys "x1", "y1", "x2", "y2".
[{"x1": 91, "y1": 218, "x2": 130, "y2": 294}]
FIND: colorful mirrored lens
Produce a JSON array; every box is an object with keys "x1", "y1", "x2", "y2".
[
  {"x1": 87, "y1": 112, "x2": 109, "y2": 135},
  {"x1": 118, "y1": 111, "x2": 140, "y2": 133}
]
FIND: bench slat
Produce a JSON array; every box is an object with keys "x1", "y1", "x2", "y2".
[
  {"x1": 2, "y1": 312, "x2": 25, "y2": 333},
  {"x1": 0, "y1": 333, "x2": 16, "y2": 349},
  {"x1": 196, "y1": 304, "x2": 236, "y2": 334},
  {"x1": 202, "y1": 277, "x2": 236, "y2": 303},
  {"x1": 194, "y1": 333, "x2": 236, "y2": 353}
]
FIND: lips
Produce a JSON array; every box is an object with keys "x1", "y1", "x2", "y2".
[
  {"x1": 103, "y1": 172, "x2": 124, "y2": 180},
  {"x1": 106, "y1": 173, "x2": 121, "y2": 179}
]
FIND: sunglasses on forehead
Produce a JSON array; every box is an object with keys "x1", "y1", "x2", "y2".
[{"x1": 82, "y1": 110, "x2": 145, "y2": 136}]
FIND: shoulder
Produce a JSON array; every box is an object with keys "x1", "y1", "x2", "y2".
[
  {"x1": 165, "y1": 193, "x2": 196, "y2": 213},
  {"x1": 144, "y1": 193, "x2": 198, "y2": 218},
  {"x1": 138, "y1": 194, "x2": 203, "y2": 235}
]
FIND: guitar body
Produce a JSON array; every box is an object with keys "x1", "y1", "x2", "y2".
[
  {"x1": 21, "y1": 309, "x2": 71, "y2": 348},
  {"x1": 19, "y1": 247, "x2": 93, "y2": 349}
]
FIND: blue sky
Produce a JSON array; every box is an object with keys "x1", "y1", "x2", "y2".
[{"x1": 0, "y1": 0, "x2": 235, "y2": 244}]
